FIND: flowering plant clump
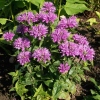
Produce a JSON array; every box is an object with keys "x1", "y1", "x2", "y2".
[{"x1": 3, "y1": 1, "x2": 95, "y2": 100}]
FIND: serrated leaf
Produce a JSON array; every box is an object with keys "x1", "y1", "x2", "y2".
[
  {"x1": 64, "y1": 2, "x2": 89, "y2": 15},
  {"x1": 34, "y1": 84, "x2": 43, "y2": 97},
  {"x1": 86, "y1": 18, "x2": 98, "y2": 26},
  {"x1": 15, "y1": 82, "x2": 28, "y2": 97}
]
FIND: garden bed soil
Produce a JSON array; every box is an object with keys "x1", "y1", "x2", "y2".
[{"x1": 0, "y1": 13, "x2": 100, "y2": 100}]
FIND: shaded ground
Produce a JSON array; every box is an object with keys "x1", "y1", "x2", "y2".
[{"x1": 0, "y1": 14, "x2": 100, "y2": 100}]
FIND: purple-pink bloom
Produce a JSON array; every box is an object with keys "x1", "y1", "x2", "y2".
[
  {"x1": 57, "y1": 16, "x2": 78, "y2": 29},
  {"x1": 57, "y1": 18, "x2": 68, "y2": 29},
  {"x1": 17, "y1": 51, "x2": 31, "y2": 65},
  {"x1": 73, "y1": 34, "x2": 89, "y2": 45},
  {"x1": 32, "y1": 48, "x2": 51, "y2": 63},
  {"x1": 69, "y1": 42, "x2": 79, "y2": 57},
  {"x1": 16, "y1": 25, "x2": 29, "y2": 34},
  {"x1": 3, "y1": 32, "x2": 15, "y2": 41},
  {"x1": 59, "y1": 41, "x2": 69, "y2": 56},
  {"x1": 78, "y1": 45, "x2": 95, "y2": 61},
  {"x1": 51, "y1": 28, "x2": 70, "y2": 43},
  {"x1": 59, "y1": 41, "x2": 79, "y2": 57},
  {"x1": 16, "y1": 12, "x2": 35, "y2": 24},
  {"x1": 13, "y1": 37, "x2": 30, "y2": 51},
  {"x1": 67, "y1": 16, "x2": 78, "y2": 28},
  {"x1": 29, "y1": 23, "x2": 48, "y2": 40},
  {"x1": 39, "y1": 12, "x2": 57, "y2": 23},
  {"x1": 41, "y1": 2, "x2": 56, "y2": 13},
  {"x1": 58, "y1": 63, "x2": 70, "y2": 74}
]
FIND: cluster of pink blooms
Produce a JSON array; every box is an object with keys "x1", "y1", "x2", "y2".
[
  {"x1": 32, "y1": 48, "x2": 51, "y2": 63},
  {"x1": 3, "y1": 2, "x2": 95, "y2": 74},
  {"x1": 29, "y1": 23, "x2": 48, "y2": 40},
  {"x1": 13, "y1": 37, "x2": 30, "y2": 51},
  {"x1": 3, "y1": 32, "x2": 15, "y2": 41}
]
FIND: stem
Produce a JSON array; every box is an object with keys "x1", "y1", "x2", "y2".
[
  {"x1": 29, "y1": 2, "x2": 31, "y2": 10},
  {"x1": 58, "y1": 0, "x2": 62, "y2": 18},
  {"x1": 39, "y1": 37, "x2": 44, "y2": 47}
]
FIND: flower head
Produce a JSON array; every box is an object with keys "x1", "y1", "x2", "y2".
[
  {"x1": 16, "y1": 12, "x2": 35, "y2": 24},
  {"x1": 32, "y1": 48, "x2": 51, "y2": 63},
  {"x1": 16, "y1": 24, "x2": 29, "y2": 34},
  {"x1": 57, "y1": 16, "x2": 78, "y2": 28},
  {"x1": 59, "y1": 41, "x2": 79, "y2": 57},
  {"x1": 73, "y1": 34, "x2": 89, "y2": 45},
  {"x1": 3, "y1": 32, "x2": 15, "y2": 41},
  {"x1": 29, "y1": 23, "x2": 48, "y2": 40},
  {"x1": 58, "y1": 63, "x2": 70, "y2": 74},
  {"x1": 51, "y1": 28, "x2": 70, "y2": 43},
  {"x1": 17, "y1": 51, "x2": 31, "y2": 65},
  {"x1": 67, "y1": 16, "x2": 78, "y2": 28},
  {"x1": 41, "y1": 2, "x2": 56, "y2": 13},
  {"x1": 78, "y1": 45, "x2": 95, "y2": 61},
  {"x1": 39, "y1": 12, "x2": 57, "y2": 23},
  {"x1": 13, "y1": 37, "x2": 30, "y2": 51}
]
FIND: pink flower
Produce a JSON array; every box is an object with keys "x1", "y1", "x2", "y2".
[{"x1": 58, "y1": 63, "x2": 70, "y2": 74}]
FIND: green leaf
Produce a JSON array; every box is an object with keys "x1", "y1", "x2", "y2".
[
  {"x1": 15, "y1": 82, "x2": 28, "y2": 97},
  {"x1": 90, "y1": 78, "x2": 98, "y2": 86},
  {"x1": 64, "y1": 2, "x2": 89, "y2": 15},
  {"x1": 44, "y1": 80, "x2": 53, "y2": 87},
  {"x1": 58, "y1": 91, "x2": 70, "y2": 100},
  {"x1": 96, "y1": 11, "x2": 100, "y2": 19},
  {"x1": 93, "y1": 95, "x2": 100, "y2": 100},
  {"x1": 83, "y1": 67, "x2": 90, "y2": 71},
  {"x1": 83, "y1": 61, "x2": 89, "y2": 67},
  {"x1": 8, "y1": 72, "x2": 16, "y2": 77},
  {"x1": 25, "y1": 0, "x2": 44, "y2": 8},
  {"x1": 9, "y1": 87, "x2": 15, "y2": 92},
  {"x1": 68, "y1": 83, "x2": 76, "y2": 94},
  {"x1": 67, "y1": 0, "x2": 87, "y2": 4},
  {"x1": 52, "y1": 81, "x2": 62, "y2": 99},
  {"x1": 0, "y1": 18, "x2": 8, "y2": 25},
  {"x1": 68, "y1": 67, "x2": 75, "y2": 75},
  {"x1": 30, "y1": 0, "x2": 44, "y2": 8},
  {"x1": 53, "y1": 60, "x2": 60, "y2": 67},
  {"x1": 34, "y1": 84, "x2": 43, "y2": 97},
  {"x1": 86, "y1": 18, "x2": 98, "y2": 26}
]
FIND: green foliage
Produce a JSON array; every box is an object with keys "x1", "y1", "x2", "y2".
[
  {"x1": 84, "y1": 78, "x2": 100, "y2": 100},
  {"x1": 63, "y1": 0, "x2": 89, "y2": 15},
  {"x1": 1, "y1": 0, "x2": 94, "y2": 100}
]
